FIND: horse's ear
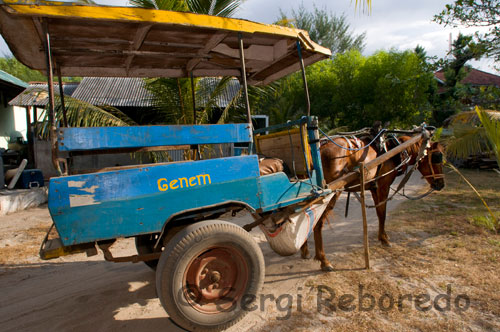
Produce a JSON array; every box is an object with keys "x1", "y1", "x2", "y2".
[{"x1": 372, "y1": 121, "x2": 382, "y2": 129}]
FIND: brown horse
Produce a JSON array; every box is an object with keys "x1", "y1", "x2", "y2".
[{"x1": 301, "y1": 134, "x2": 445, "y2": 271}]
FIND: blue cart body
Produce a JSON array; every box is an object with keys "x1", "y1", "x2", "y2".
[{"x1": 48, "y1": 117, "x2": 327, "y2": 246}]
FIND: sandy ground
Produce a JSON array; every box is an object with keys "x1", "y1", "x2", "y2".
[{"x1": 0, "y1": 175, "x2": 425, "y2": 332}]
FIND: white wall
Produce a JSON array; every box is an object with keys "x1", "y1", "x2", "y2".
[{"x1": 13, "y1": 106, "x2": 28, "y2": 141}]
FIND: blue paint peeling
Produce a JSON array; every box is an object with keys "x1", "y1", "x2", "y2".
[{"x1": 49, "y1": 118, "x2": 329, "y2": 246}]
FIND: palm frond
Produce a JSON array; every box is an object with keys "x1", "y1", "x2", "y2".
[
  {"x1": 353, "y1": 0, "x2": 371, "y2": 13},
  {"x1": 129, "y1": 0, "x2": 188, "y2": 11},
  {"x1": 37, "y1": 94, "x2": 137, "y2": 138},
  {"x1": 74, "y1": 0, "x2": 97, "y2": 5},
  {"x1": 445, "y1": 123, "x2": 489, "y2": 159},
  {"x1": 217, "y1": 86, "x2": 243, "y2": 124},
  {"x1": 187, "y1": 0, "x2": 243, "y2": 17},
  {"x1": 448, "y1": 109, "x2": 500, "y2": 126},
  {"x1": 476, "y1": 106, "x2": 500, "y2": 165}
]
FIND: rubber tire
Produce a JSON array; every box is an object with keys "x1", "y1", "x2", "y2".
[
  {"x1": 156, "y1": 220, "x2": 265, "y2": 332},
  {"x1": 135, "y1": 233, "x2": 161, "y2": 270}
]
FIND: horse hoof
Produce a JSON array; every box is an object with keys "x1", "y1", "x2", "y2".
[
  {"x1": 381, "y1": 241, "x2": 392, "y2": 247},
  {"x1": 301, "y1": 253, "x2": 311, "y2": 259},
  {"x1": 321, "y1": 264, "x2": 334, "y2": 272}
]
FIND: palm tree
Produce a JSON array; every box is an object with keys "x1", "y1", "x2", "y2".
[
  {"x1": 129, "y1": 0, "x2": 246, "y2": 127},
  {"x1": 445, "y1": 107, "x2": 500, "y2": 167},
  {"x1": 354, "y1": 0, "x2": 372, "y2": 13}
]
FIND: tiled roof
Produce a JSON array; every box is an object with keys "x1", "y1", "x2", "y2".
[{"x1": 435, "y1": 68, "x2": 500, "y2": 87}]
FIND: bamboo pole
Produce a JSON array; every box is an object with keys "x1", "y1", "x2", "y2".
[{"x1": 359, "y1": 162, "x2": 370, "y2": 269}]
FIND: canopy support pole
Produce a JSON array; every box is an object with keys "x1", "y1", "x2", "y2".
[
  {"x1": 42, "y1": 20, "x2": 62, "y2": 175},
  {"x1": 190, "y1": 72, "x2": 196, "y2": 124},
  {"x1": 190, "y1": 72, "x2": 200, "y2": 160},
  {"x1": 238, "y1": 33, "x2": 252, "y2": 127},
  {"x1": 57, "y1": 66, "x2": 68, "y2": 127},
  {"x1": 297, "y1": 41, "x2": 311, "y2": 117}
]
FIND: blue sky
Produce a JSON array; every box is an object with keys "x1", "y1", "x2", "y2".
[{"x1": 0, "y1": 0, "x2": 497, "y2": 73}]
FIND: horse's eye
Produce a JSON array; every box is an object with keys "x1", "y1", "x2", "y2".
[{"x1": 431, "y1": 152, "x2": 443, "y2": 164}]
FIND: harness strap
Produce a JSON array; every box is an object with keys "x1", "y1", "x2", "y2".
[{"x1": 343, "y1": 136, "x2": 354, "y2": 150}]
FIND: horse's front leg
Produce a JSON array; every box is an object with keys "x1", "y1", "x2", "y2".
[{"x1": 313, "y1": 192, "x2": 341, "y2": 271}]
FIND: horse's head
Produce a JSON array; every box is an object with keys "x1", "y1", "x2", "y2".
[{"x1": 417, "y1": 141, "x2": 445, "y2": 191}]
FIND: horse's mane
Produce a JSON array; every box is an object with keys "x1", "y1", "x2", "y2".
[{"x1": 387, "y1": 136, "x2": 422, "y2": 165}]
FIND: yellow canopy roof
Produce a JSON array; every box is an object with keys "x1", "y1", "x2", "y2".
[{"x1": 0, "y1": 0, "x2": 331, "y2": 85}]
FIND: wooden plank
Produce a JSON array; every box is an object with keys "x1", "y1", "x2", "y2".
[
  {"x1": 186, "y1": 32, "x2": 227, "y2": 71},
  {"x1": 327, "y1": 133, "x2": 424, "y2": 191},
  {"x1": 125, "y1": 23, "x2": 153, "y2": 72},
  {"x1": 58, "y1": 124, "x2": 252, "y2": 152},
  {"x1": 211, "y1": 43, "x2": 274, "y2": 61}
]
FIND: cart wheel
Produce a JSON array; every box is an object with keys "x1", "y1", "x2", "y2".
[
  {"x1": 135, "y1": 233, "x2": 161, "y2": 270},
  {"x1": 156, "y1": 220, "x2": 264, "y2": 332}
]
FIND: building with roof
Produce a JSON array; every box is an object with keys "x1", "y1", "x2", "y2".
[
  {"x1": 0, "y1": 69, "x2": 28, "y2": 150},
  {"x1": 8, "y1": 76, "x2": 258, "y2": 175},
  {"x1": 434, "y1": 67, "x2": 500, "y2": 91}
]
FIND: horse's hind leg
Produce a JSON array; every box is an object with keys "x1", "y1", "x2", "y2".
[
  {"x1": 300, "y1": 241, "x2": 310, "y2": 259},
  {"x1": 314, "y1": 192, "x2": 341, "y2": 271}
]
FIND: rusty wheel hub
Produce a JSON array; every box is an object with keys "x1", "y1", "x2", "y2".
[{"x1": 184, "y1": 246, "x2": 248, "y2": 313}]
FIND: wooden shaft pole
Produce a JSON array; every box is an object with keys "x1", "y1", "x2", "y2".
[
  {"x1": 327, "y1": 133, "x2": 424, "y2": 192},
  {"x1": 359, "y1": 162, "x2": 370, "y2": 269}
]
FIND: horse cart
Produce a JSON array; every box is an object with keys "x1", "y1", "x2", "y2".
[
  {"x1": 0, "y1": 1, "x2": 444, "y2": 331},
  {"x1": 0, "y1": 1, "x2": 336, "y2": 330}
]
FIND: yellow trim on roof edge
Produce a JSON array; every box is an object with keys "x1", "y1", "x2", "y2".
[{"x1": 1, "y1": 0, "x2": 331, "y2": 56}]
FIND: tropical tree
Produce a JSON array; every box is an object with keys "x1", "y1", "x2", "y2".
[
  {"x1": 434, "y1": 0, "x2": 500, "y2": 65},
  {"x1": 0, "y1": 56, "x2": 80, "y2": 83},
  {"x1": 276, "y1": 4, "x2": 365, "y2": 56},
  {"x1": 128, "y1": 0, "x2": 246, "y2": 127},
  {"x1": 129, "y1": 0, "x2": 243, "y2": 17}
]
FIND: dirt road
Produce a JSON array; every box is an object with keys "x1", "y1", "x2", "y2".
[{"x1": 0, "y1": 176, "x2": 425, "y2": 332}]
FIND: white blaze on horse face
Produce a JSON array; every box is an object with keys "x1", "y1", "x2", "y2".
[{"x1": 423, "y1": 140, "x2": 432, "y2": 156}]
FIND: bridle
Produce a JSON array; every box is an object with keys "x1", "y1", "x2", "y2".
[{"x1": 420, "y1": 146, "x2": 445, "y2": 180}]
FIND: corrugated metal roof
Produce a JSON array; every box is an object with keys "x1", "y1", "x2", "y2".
[
  {"x1": 0, "y1": 69, "x2": 28, "y2": 88},
  {"x1": 71, "y1": 77, "x2": 155, "y2": 107},
  {"x1": 196, "y1": 78, "x2": 242, "y2": 109},
  {"x1": 9, "y1": 77, "x2": 242, "y2": 109},
  {"x1": 8, "y1": 82, "x2": 79, "y2": 106}
]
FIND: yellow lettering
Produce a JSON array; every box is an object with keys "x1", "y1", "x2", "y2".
[
  {"x1": 157, "y1": 178, "x2": 168, "y2": 191},
  {"x1": 197, "y1": 174, "x2": 211, "y2": 185},
  {"x1": 179, "y1": 177, "x2": 188, "y2": 188},
  {"x1": 158, "y1": 174, "x2": 211, "y2": 191},
  {"x1": 189, "y1": 176, "x2": 197, "y2": 187}
]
